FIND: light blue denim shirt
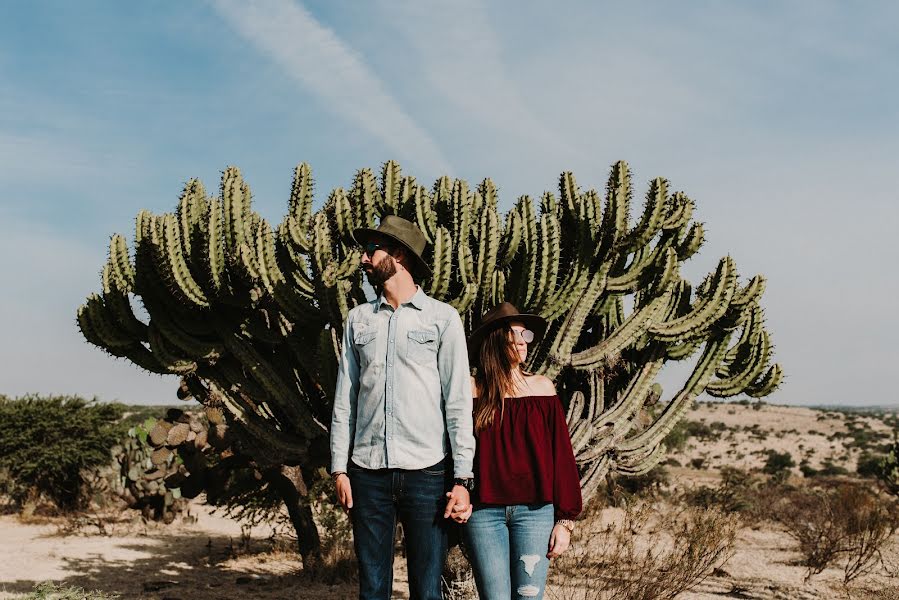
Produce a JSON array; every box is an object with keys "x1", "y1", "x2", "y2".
[{"x1": 330, "y1": 287, "x2": 475, "y2": 478}]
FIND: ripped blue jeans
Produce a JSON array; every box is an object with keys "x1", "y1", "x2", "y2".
[{"x1": 463, "y1": 503, "x2": 554, "y2": 600}]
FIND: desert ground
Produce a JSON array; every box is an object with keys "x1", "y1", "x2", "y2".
[{"x1": 1, "y1": 401, "x2": 897, "y2": 599}]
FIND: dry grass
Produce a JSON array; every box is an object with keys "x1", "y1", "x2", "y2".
[
  {"x1": 547, "y1": 502, "x2": 738, "y2": 600},
  {"x1": 773, "y1": 480, "x2": 899, "y2": 584}
]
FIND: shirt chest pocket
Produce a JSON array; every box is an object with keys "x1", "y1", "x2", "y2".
[
  {"x1": 353, "y1": 326, "x2": 379, "y2": 366},
  {"x1": 407, "y1": 329, "x2": 438, "y2": 366}
]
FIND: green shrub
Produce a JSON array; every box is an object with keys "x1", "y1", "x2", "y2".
[
  {"x1": 818, "y1": 460, "x2": 849, "y2": 477},
  {"x1": 799, "y1": 459, "x2": 818, "y2": 478},
  {"x1": 615, "y1": 466, "x2": 671, "y2": 498},
  {"x1": 856, "y1": 452, "x2": 882, "y2": 478},
  {"x1": 762, "y1": 450, "x2": 795, "y2": 481},
  {"x1": 683, "y1": 467, "x2": 759, "y2": 515},
  {"x1": 0, "y1": 395, "x2": 126, "y2": 510}
]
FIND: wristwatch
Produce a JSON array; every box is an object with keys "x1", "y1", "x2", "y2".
[
  {"x1": 555, "y1": 519, "x2": 575, "y2": 533},
  {"x1": 453, "y1": 477, "x2": 475, "y2": 493}
]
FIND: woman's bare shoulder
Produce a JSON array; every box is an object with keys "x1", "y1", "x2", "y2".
[
  {"x1": 526, "y1": 374, "x2": 556, "y2": 396},
  {"x1": 470, "y1": 375, "x2": 479, "y2": 398}
]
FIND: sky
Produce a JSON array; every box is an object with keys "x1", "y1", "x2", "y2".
[{"x1": 0, "y1": 1, "x2": 896, "y2": 406}]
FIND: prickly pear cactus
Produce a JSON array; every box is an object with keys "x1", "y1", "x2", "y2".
[
  {"x1": 115, "y1": 413, "x2": 189, "y2": 523},
  {"x1": 80, "y1": 160, "x2": 783, "y2": 507}
]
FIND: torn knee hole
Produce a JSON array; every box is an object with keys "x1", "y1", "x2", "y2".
[
  {"x1": 519, "y1": 554, "x2": 541, "y2": 576},
  {"x1": 517, "y1": 584, "x2": 540, "y2": 597}
]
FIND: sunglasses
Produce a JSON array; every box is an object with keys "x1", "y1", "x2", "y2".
[
  {"x1": 510, "y1": 328, "x2": 535, "y2": 343},
  {"x1": 363, "y1": 241, "x2": 394, "y2": 256}
]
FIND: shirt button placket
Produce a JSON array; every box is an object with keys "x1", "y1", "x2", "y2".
[{"x1": 386, "y1": 309, "x2": 397, "y2": 465}]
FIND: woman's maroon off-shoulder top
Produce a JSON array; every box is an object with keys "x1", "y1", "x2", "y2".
[{"x1": 472, "y1": 394, "x2": 582, "y2": 520}]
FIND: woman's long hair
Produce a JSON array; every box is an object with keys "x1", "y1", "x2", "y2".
[{"x1": 473, "y1": 325, "x2": 521, "y2": 434}]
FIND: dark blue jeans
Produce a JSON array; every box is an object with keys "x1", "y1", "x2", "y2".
[{"x1": 348, "y1": 459, "x2": 450, "y2": 600}]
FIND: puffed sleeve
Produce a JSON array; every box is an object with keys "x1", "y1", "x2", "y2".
[{"x1": 551, "y1": 395, "x2": 582, "y2": 520}]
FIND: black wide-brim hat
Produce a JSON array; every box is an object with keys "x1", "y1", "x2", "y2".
[
  {"x1": 467, "y1": 302, "x2": 547, "y2": 365},
  {"x1": 353, "y1": 215, "x2": 431, "y2": 279}
]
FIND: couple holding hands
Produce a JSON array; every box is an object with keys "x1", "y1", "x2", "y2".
[{"x1": 330, "y1": 216, "x2": 582, "y2": 600}]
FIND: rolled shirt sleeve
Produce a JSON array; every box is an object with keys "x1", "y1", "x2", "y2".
[
  {"x1": 438, "y1": 310, "x2": 475, "y2": 479},
  {"x1": 330, "y1": 318, "x2": 360, "y2": 474}
]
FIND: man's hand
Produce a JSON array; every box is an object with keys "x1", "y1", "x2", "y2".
[
  {"x1": 334, "y1": 473, "x2": 353, "y2": 513},
  {"x1": 547, "y1": 523, "x2": 571, "y2": 558},
  {"x1": 444, "y1": 485, "x2": 472, "y2": 523}
]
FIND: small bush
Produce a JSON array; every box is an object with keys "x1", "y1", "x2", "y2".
[
  {"x1": 548, "y1": 504, "x2": 737, "y2": 600},
  {"x1": 0, "y1": 395, "x2": 126, "y2": 511},
  {"x1": 818, "y1": 460, "x2": 849, "y2": 477},
  {"x1": 857, "y1": 452, "x2": 883, "y2": 479},
  {"x1": 614, "y1": 466, "x2": 670, "y2": 498},
  {"x1": 762, "y1": 450, "x2": 795, "y2": 482},
  {"x1": 682, "y1": 467, "x2": 765, "y2": 519},
  {"x1": 773, "y1": 482, "x2": 899, "y2": 583}
]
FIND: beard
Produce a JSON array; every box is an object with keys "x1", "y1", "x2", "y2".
[{"x1": 364, "y1": 255, "x2": 398, "y2": 287}]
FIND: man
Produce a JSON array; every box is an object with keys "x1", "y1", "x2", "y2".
[{"x1": 330, "y1": 215, "x2": 476, "y2": 600}]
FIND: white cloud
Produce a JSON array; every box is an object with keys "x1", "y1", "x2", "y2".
[
  {"x1": 210, "y1": 0, "x2": 451, "y2": 175},
  {"x1": 387, "y1": 0, "x2": 576, "y2": 165}
]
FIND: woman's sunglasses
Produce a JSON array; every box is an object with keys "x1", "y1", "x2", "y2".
[{"x1": 510, "y1": 328, "x2": 535, "y2": 343}]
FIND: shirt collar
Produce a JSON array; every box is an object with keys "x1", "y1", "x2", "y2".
[{"x1": 376, "y1": 286, "x2": 427, "y2": 312}]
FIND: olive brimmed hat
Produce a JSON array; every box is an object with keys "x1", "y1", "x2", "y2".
[
  {"x1": 353, "y1": 215, "x2": 431, "y2": 279},
  {"x1": 467, "y1": 302, "x2": 547, "y2": 365}
]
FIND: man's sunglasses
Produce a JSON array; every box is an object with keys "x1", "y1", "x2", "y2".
[
  {"x1": 363, "y1": 242, "x2": 394, "y2": 256},
  {"x1": 510, "y1": 328, "x2": 535, "y2": 343}
]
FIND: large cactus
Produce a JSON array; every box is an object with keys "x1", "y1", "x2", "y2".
[{"x1": 78, "y1": 160, "x2": 782, "y2": 551}]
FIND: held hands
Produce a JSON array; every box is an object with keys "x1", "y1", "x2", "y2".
[
  {"x1": 444, "y1": 485, "x2": 473, "y2": 523},
  {"x1": 547, "y1": 523, "x2": 571, "y2": 558}
]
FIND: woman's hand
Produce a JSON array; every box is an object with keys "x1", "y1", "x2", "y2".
[{"x1": 547, "y1": 523, "x2": 571, "y2": 558}]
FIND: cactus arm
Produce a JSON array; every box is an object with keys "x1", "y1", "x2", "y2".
[
  {"x1": 220, "y1": 331, "x2": 326, "y2": 439},
  {"x1": 626, "y1": 177, "x2": 667, "y2": 249},
  {"x1": 649, "y1": 256, "x2": 736, "y2": 342},
  {"x1": 745, "y1": 363, "x2": 784, "y2": 397},
  {"x1": 147, "y1": 322, "x2": 198, "y2": 374},
  {"x1": 80, "y1": 294, "x2": 137, "y2": 348},
  {"x1": 533, "y1": 212, "x2": 561, "y2": 310},
  {"x1": 600, "y1": 160, "x2": 632, "y2": 254},
  {"x1": 513, "y1": 195, "x2": 539, "y2": 307},
  {"x1": 221, "y1": 167, "x2": 248, "y2": 252},
  {"x1": 616, "y1": 332, "x2": 731, "y2": 456},
  {"x1": 730, "y1": 275, "x2": 767, "y2": 309},
  {"x1": 497, "y1": 209, "x2": 522, "y2": 269},
  {"x1": 427, "y1": 227, "x2": 452, "y2": 299},
  {"x1": 154, "y1": 215, "x2": 210, "y2": 308},
  {"x1": 414, "y1": 185, "x2": 437, "y2": 244},
  {"x1": 108, "y1": 233, "x2": 136, "y2": 290},
  {"x1": 567, "y1": 286, "x2": 673, "y2": 369},
  {"x1": 661, "y1": 192, "x2": 694, "y2": 230},
  {"x1": 707, "y1": 330, "x2": 771, "y2": 397},
  {"x1": 203, "y1": 199, "x2": 226, "y2": 294},
  {"x1": 380, "y1": 160, "x2": 402, "y2": 213},
  {"x1": 676, "y1": 222, "x2": 705, "y2": 260}
]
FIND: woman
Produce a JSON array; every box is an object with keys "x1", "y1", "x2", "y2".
[{"x1": 460, "y1": 302, "x2": 582, "y2": 600}]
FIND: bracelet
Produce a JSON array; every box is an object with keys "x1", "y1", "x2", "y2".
[
  {"x1": 555, "y1": 519, "x2": 575, "y2": 533},
  {"x1": 331, "y1": 471, "x2": 347, "y2": 479}
]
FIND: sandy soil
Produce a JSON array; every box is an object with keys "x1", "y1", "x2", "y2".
[{"x1": 1, "y1": 403, "x2": 897, "y2": 599}]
